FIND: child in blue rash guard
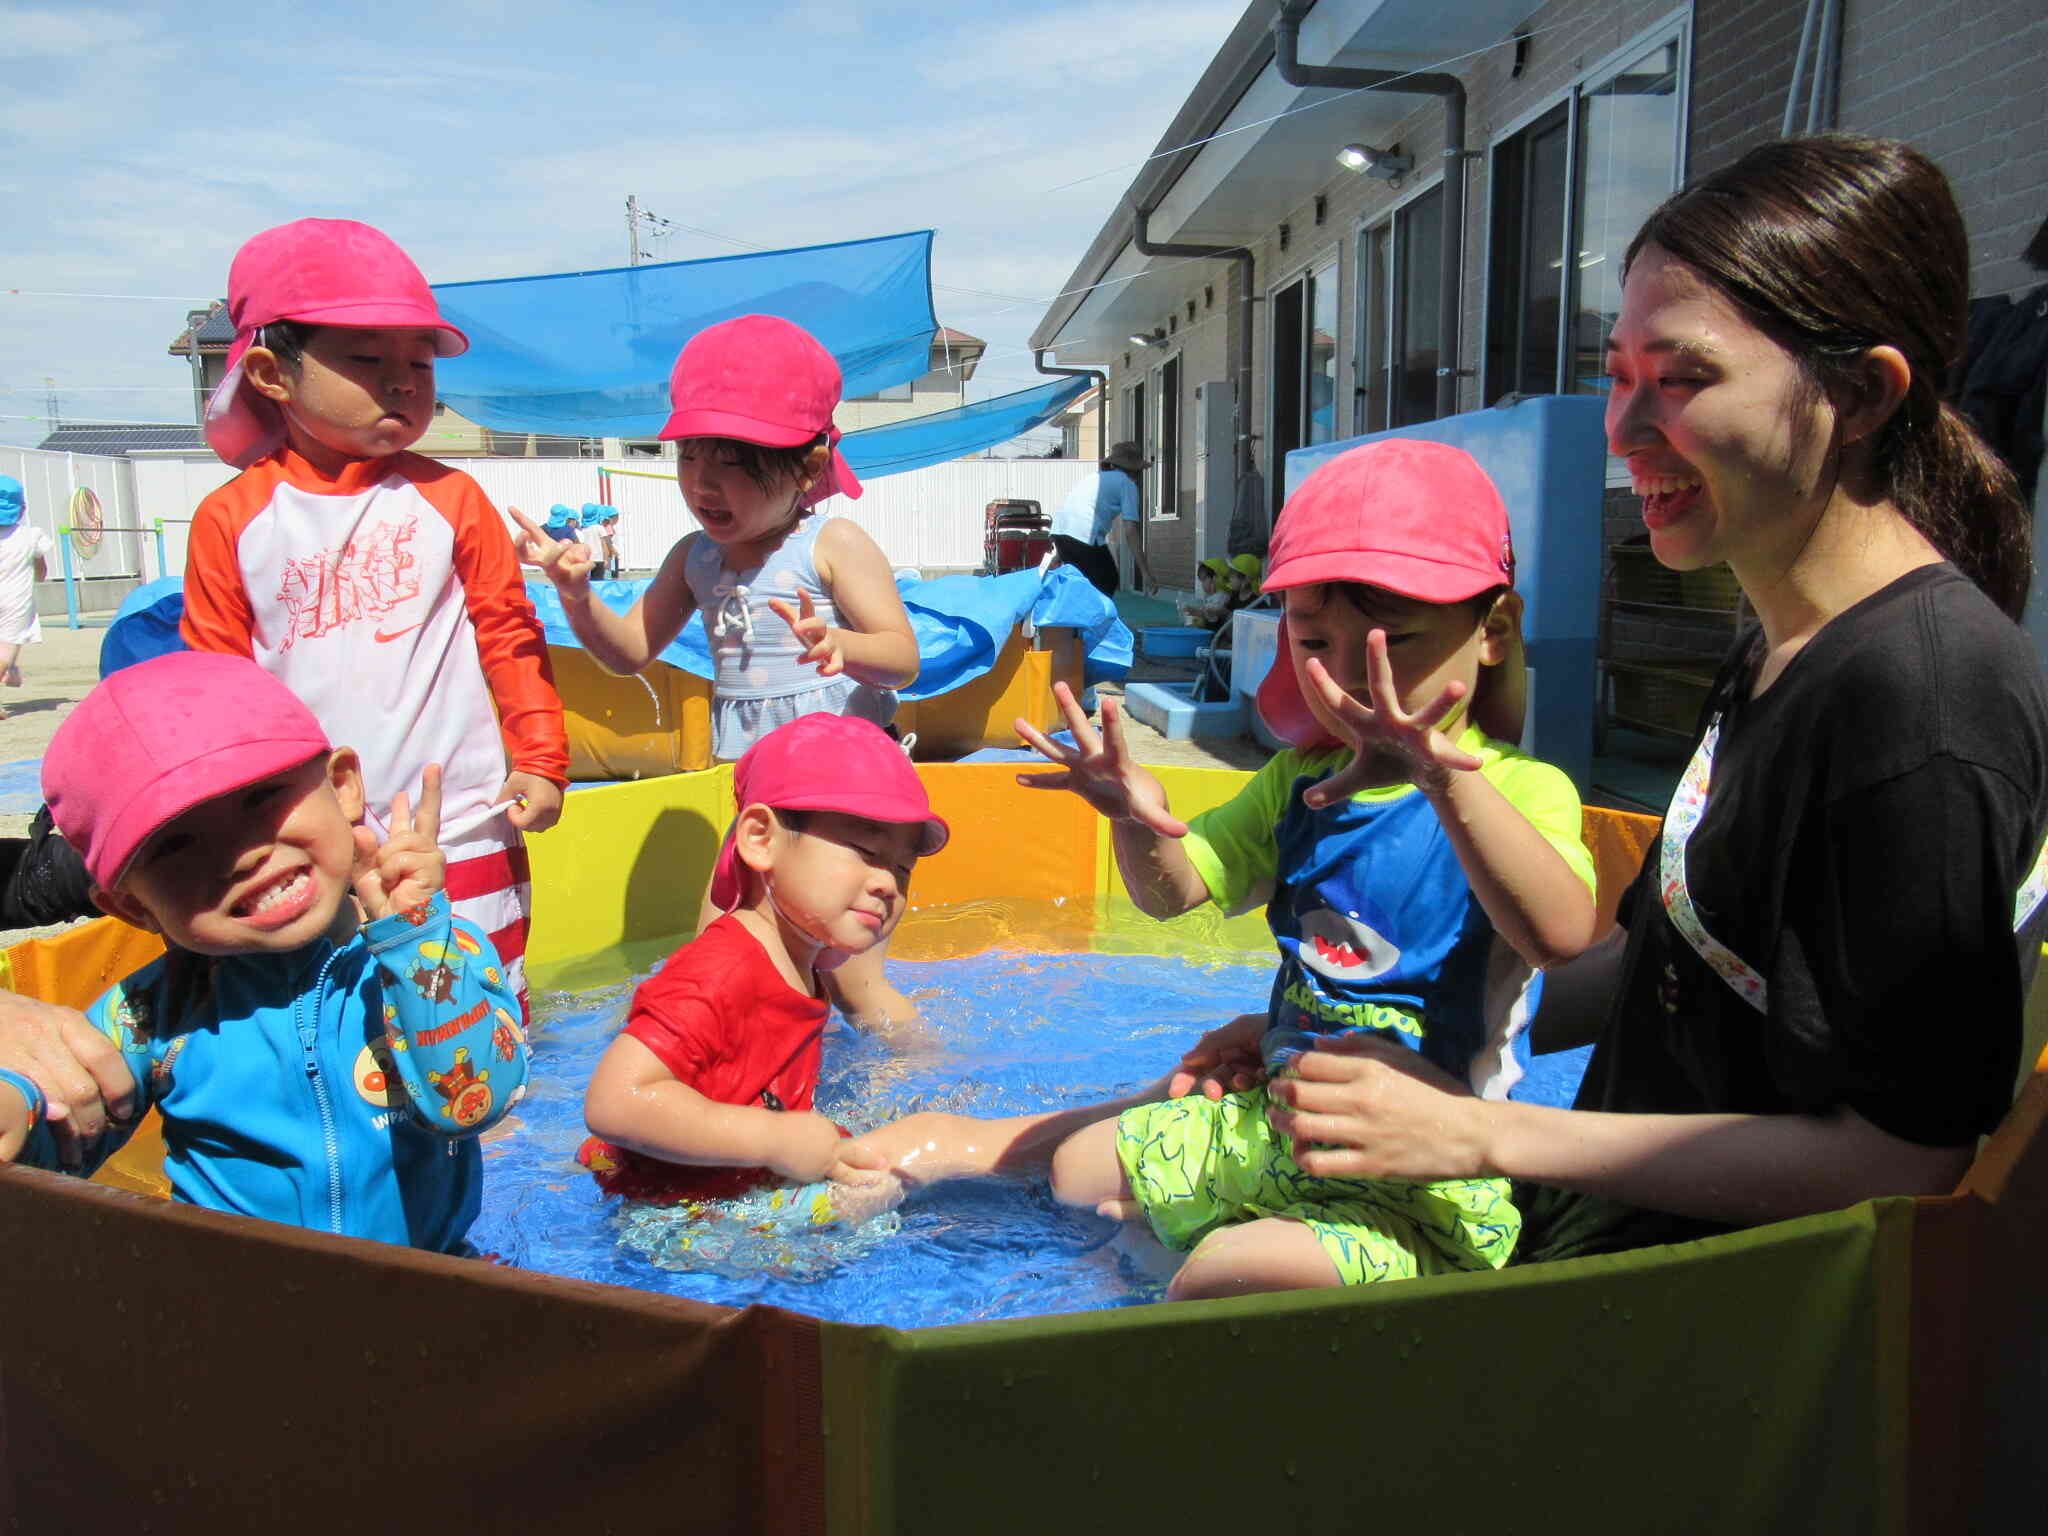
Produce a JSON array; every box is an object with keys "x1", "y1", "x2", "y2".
[
  {"x1": 1018, "y1": 439, "x2": 1600, "y2": 1302},
  {"x1": 0, "y1": 651, "x2": 529, "y2": 1254}
]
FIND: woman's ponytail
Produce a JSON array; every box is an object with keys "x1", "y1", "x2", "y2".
[{"x1": 1895, "y1": 400, "x2": 2031, "y2": 622}]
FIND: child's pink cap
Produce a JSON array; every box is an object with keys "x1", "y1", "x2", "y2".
[
  {"x1": 708, "y1": 714, "x2": 948, "y2": 910},
  {"x1": 658, "y1": 315, "x2": 863, "y2": 507},
  {"x1": 1256, "y1": 439, "x2": 1515, "y2": 749},
  {"x1": 44, "y1": 652, "x2": 332, "y2": 891},
  {"x1": 204, "y1": 218, "x2": 469, "y2": 470}
]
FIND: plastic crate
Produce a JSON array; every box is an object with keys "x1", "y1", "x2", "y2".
[{"x1": 1607, "y1": 659, "x2": 1717, "y2": 738}]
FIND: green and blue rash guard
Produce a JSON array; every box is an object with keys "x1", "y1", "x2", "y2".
[
  {"x1": 1183, "y1": 727, "x2": 1596, "y2": 1096},
  {"x1": 22, "y1": 893, "x2": 530, "y2": 1254}
]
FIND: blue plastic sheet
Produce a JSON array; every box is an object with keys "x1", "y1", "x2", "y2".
[
  {"x1": 840, "y1": 376, "x2": 1093, "y2": 480},
  {"x1": 528, "y1": 564, "x2": 1131, "y2": 700},
  {"x1": 432, "y1": 232, "x2": 937, "y2": 437}
]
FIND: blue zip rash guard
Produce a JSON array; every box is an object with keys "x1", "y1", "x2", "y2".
[{"x1": 22, "y1": 893, "x2": 530, "y2": 1253}]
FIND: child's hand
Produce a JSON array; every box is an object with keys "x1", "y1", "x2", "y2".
[
  {"x1": 0, "y1": 1077, "x2": 37, "y2": 1163},
  {"x1": 1298, "y1": 632, "x2": 1485, "y2": 808},
  {"x1": 1014, "y1": 684, "x2": 1188, "y2": 837},
  {"x1": 767, "y1": 590, "x2": 846, "y2": 677},
  {"x1": 1167, "y1": 1012, "x2": 1269, "y2": 1101},
  {"x1": 509, "y1": 507, "x2": 596, "y2": 595},
  {"x1": 496, "y1": 771, "x2": 563, "y2": 833},
  {"x1": 770, "y1": 1110, "x2": 864, "y2": 1183},
  {"x1": 352, "y1": 765, "x2": 446, "y2": 921}
]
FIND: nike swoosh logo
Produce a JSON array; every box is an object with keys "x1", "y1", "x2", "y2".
[{"x1": 374, "y1": 622, "x2": 423, "y2": 644}]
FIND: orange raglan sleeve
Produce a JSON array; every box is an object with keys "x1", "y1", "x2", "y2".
[
  {"x1": 416, "y1": 462, "x2": 570, "y2": 787},
  {"x1": 178, "y1": 471, "x2": 267, "y2": 657}
]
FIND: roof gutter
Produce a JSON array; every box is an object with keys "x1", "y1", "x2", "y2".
[
  {"x1": 1032, "y1": 350, "x2": 1107, "y2": 462},
  {"x1": 1272, "y1": 0, "x2": 1473, "y2": 418},
  {"x1": 1129, "y1": 206, "x2": 1255, "y2": 480}
]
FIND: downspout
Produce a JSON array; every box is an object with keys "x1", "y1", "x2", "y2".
[
  {"x1": 1130, "y1": 203, "x2": 1255, "y2": 485},
  {"x1": 1272, "y1": 0, "x2": 1471, "y2": 419},
  {"x1": 1032, "y1": 349, "x2": 1108, "y2": 463}
]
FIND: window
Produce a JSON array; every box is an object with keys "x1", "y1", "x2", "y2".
[
  {"x1": 1269, "y1": 255, "x2": 1340, "y2": 519},
  {"x1": 1353, "y1": 185, "x2": 1444, "y2": 438},
  {"x1": 1153, "y1": 354, "x2": 1181, "y2": 519},
  {"x1": 1485, "y1": 30, "x2": 1685, "y2": 401}
]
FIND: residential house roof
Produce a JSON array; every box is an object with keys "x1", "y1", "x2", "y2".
[
  {"x1": 168, "y1": 302, "x2": 234, "y2": 357},
  {"x1": 35, "y1": 422, "x2": 209, "y2": 456}
]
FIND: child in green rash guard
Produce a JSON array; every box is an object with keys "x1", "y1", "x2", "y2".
[
  {"x1": 1016, "y1": 439, "x2": 1600, "y2": 1303},
  {"x1": 0, "y1": 652, "x2": 529, "y2": 1254}
]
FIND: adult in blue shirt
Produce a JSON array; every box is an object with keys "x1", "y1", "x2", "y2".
[{"x1": 1050, "y1": 441, "x2": 1153, "y2": 597}]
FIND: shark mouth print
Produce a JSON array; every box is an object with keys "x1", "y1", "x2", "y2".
[{"x1": 1295, "y1": 905, "x2": 1401, "y2": 982}]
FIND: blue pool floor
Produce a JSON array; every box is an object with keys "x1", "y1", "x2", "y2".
[{"x1": 473, "y1": 942, "x2": 1590, "y2": 1328}]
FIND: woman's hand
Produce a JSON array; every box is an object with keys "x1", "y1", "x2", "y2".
[
  {"x1": 352, "y1": 766, "x2": 447, "y2": 921},
  {"x1": 768, "y1": 590, "x2": 848, "y2": 678},
  {"x1": 1168, "y1": 1012, "x2": 1268, "y2": 1100},
  {"x1": 1265, "y1": 1033, "x2": 1491, "y2": 1181},
  {"x1": 1014, "y1": 684, "x2": 1188, "y2": 837},
  {"x1": 1299, "y1": 634, "x2": 1484, "y2": 808},
  {"x1": 509, "y1": 507, "x2": 596, "y2": 597}
]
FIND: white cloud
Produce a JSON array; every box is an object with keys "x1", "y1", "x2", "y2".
[{"x1": 0, "y1": 5, "x2": 157, "y2": 57}]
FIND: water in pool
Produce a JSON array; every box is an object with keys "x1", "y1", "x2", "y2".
[{"x1": 473, "y1": 909, "x2": 1589, "y2": 1328}]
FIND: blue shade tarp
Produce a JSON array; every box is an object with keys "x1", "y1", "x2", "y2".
[
  {"x1": 432, "y1": 232, "x2": 936, "y2": 438},
  {"x1": 529, "y1": 564, "x2": 1130, "y2": 701},
  {"x1": 839, "y1": 375, "x2": 1093, "y2": 480}
]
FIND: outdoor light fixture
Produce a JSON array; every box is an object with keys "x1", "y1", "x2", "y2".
[
  {"x1": 1127, "y1": 327, "x2": 1167, "y2": 347},
  {"x1": 1336, "y1": 142, "x2": 1413, "y2": 180}
]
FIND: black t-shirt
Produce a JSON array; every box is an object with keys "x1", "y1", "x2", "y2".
[{"x1": 1522, "y1": 564, "x2": 2048, "y2": 1260}]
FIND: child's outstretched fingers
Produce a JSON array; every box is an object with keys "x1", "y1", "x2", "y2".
[
  {"x1": 354, "y1": 766, "x2": 448, "y2": 921},
  {"x1": 1014, "y1": 685, "x2": 1188, "y2": 837},
  {"x1": 767, "y1": 591, "x2": 845, "y2": 676},
  {"x1": 509, "y1": 507, "x2": 594, "y2": 590}
]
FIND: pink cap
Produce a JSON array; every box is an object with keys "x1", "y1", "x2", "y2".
[
  {"x1": 708, "y1": 714, "x2": 948, "y2": 910},
  {"x1": 1256, "y1": 439, "x2": 1515, "y2": 750},
  {"x1": 658, "y1": 315, "x2": 863, "y2": 507},
  {"x1": 44, "y1": 652, "x2": 332, "y2": 891},
  {"x1": 205, "y1": 219, "x2": 469, "y2": 469}
]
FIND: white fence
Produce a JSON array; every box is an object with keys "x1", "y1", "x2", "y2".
[{"x1": 5, "y1": 449, "x2": 1099, "y2": 601}]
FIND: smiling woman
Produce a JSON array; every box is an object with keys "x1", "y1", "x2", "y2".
[{"x1": 1266, "y1": 136, "x2": 2048, "y2": 1266}]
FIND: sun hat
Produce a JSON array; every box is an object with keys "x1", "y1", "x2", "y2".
[
  {"x1": 0, "y1": 475, "x2": 23, "y2": 529},
  {"x1": 708, "y1": 714, "x2": 949, "y2": 910},
  {"x1": 1104, "y1": 441, "x2": 1147, "y2": 475},
  {"x1": 1200, "y1": 556, "x2": 1230, "y2": 581},
  {"x1": 658, "y1": 315, "x2": 862, "y2": 507},
  {"x1": 1256, "y1": 439, "x2": 1515, "y2": 750},
  {"x1": 1229, "y1": 553, "x2": 1263, "y2": 584},
  {"x1": 544, "y1": 504, "x2": 582, "y2": 536},
  {"x1": 204, "y1": 219, "x2": 469, "y2": 470},
  {"x1": 45, "y1": 651, "x2": 332, "y2": 891}
]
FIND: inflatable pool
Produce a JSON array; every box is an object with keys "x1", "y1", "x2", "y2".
[{"x1": 2, "y1": 762, "x2": 2043, "y2": 1533}]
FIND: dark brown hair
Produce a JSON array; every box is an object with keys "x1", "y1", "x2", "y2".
[
  {"x1": 1626, "y1": 135, "x2": 2030, "y2": 620},
  {"x1": 681, "y1": 434, "x2": 830, "y2": 500}
]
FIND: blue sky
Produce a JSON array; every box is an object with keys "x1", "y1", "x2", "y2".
[{"x1": 0, "y1": 0, "x2": 1245, "y2": 450}]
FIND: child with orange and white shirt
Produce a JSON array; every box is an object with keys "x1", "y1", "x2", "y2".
[{"x1": 181, "y1": 218, "x2": 567, "y2": 1004}]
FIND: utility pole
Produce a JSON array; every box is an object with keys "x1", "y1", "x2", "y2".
[
  {"x1": 43, "y1": 377, "x2": 59, "y2": 429},
  {"x1": 626, "y1": 195, "x2": 642, "y2": 266}
]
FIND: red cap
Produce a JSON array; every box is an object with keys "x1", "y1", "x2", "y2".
[
  {"x1": 44, "y1": 652, "x2": 332, "y2": 891},
  {"x1": 709, "y1": 714, "x2": 948, "y2": 910},
  {"x1": 204, "y1": 219, "x2": 468, "y2": 469},
  {"x1": 658, "y1": 315, "x2": 862, "y2": 506},
  {"x1": 1257, "y1": 439, "x2": 1514, "y2": 749}
]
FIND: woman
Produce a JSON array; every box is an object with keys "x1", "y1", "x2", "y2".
[
  {"x1": 1229, "y1": 136, "x2": 2048, "y2": 1260},
  {"x1": 1050, "y1": 441, "x2": 1153, "y2": 597}
]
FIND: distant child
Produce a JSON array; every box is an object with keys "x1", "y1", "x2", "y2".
[
  {"x1": 0, "y1": 652, "x2": 530, "y2": 1253},
  {"x1": 1178, "y1": 557, "x2": 1235, "y2": 629},
  {"x1": 517, "y1": 314, "x2": 922, "y2": 1026},
  {"x1": 180, "y1": 218, "x2": 569, "y2": 1009},
  {"x1": 1018, "y1": 439, "x2": 1599, "y2": 1302},
  {"x1": 0, "y1": 474, "x2": 55, "y2": 715},
  {"x1": 577, "y1": 714, "x2": 942, "y2": 1217}
]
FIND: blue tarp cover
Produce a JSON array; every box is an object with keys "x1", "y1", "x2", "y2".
[
  {"x1": 839, "y1": 376, "x2": 1092, "y2": 479},
  {"x1": 528, "y1": 564, "x2": 1131, "y2": 700},
  {"x1": 432, "y1": 232, "x2": 937, "y2": 438}
]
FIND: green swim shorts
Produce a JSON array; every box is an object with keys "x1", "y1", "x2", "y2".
[{"x1": 1114, "y1": 1086, "x2": 1520, "y2": 1285}]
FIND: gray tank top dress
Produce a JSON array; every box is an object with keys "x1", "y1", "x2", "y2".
[{"x1": 684, "y1": 516, "x2": 898, "y2": 762}]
